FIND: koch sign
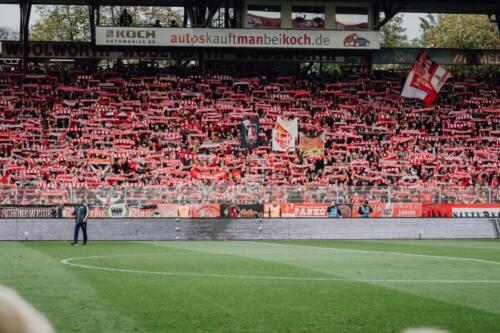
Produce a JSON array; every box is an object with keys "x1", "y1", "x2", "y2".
[{"x1": 96, "y1": 27, "x2": 380, "y2": 50}]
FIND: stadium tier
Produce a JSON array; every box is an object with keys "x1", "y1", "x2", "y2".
[
  {"x1": 0, "y1": 66, "x2": 498, "y2": 206},
  {"x1": 1, "y1": 0, "x2": 500, "y2": 332}
]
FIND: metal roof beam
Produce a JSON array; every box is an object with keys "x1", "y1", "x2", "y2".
[
  {"x1": 0, "y1": 1, "x2": 498, "y2": 15},
  {"x1": 374, "y1": 0, "x2": 407, "y2": 30}
]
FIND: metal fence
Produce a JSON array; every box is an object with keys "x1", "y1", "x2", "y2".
[{"x1": 0, "y1": 185, "x2": 498, "y2": 207}]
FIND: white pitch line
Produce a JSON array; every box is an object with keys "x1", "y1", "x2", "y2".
[
  {"x1": 60, "y1": 254, "x2": 500, "y2": 284},
  {"x1": 246, "y1": 241, "x2": 500, "y2": 266}
]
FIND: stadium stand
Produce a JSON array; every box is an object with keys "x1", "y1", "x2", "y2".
[{"x1": 0, "y1": 64, "x2": 498, "y2": 206}]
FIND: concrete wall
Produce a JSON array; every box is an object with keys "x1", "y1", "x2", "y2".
[{"x1": 0, "y1": 218, "x2": 498, "y2": 241}]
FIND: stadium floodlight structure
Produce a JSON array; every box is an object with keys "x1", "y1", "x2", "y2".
[{"x1": 1, "y1": 0, "x2": 499, "y2": 69}]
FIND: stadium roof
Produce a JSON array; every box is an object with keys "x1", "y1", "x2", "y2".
[{"x1": 2, "y1": 0, "x2": 499, "y2": 15}]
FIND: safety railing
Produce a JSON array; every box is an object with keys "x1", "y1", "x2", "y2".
[{"x1": 0, "y1": 185, "x2": 497, "y2": 207}]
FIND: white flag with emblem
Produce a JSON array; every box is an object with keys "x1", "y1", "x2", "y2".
[{"x1": 401, "y1": 49, "x2": 451, "y2": 105}]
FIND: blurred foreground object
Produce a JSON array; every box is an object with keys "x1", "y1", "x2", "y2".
[{"x1": 0, "y1": 285, "x2": 54, "y2": 333}]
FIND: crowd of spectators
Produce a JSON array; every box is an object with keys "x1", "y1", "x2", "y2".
[{"x1": 0, "y1": 64, "x2": 498, "y2": 204}]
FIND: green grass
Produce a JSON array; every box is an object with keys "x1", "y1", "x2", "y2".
[{"x1": 1, "y1": 240, "x2": 500, "y2": 333}]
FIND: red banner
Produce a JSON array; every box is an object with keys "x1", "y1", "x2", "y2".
[
  {"x1": 352, "y1": 202, "x2": 384, "y2": 218},
  {"x1": 54, "y1": 203, "x2": 500, "y2": 219},
  {"x1": 401, "y1": 49, "x2": 451, "y2": 105},
  {"x1": 391, "y1": 203, "x2": 422, "y2": 217},
  {"x1": 156, "y1": 204, "x2": 181, "y2": 217},
  {"x1": 190, "y1": 169, "x2": 226, "y2": 181},
  {"x1": 421, "y1": 204, "x2": 453, "y2": 218},
  {"x1": 352, "y1": 203, "x2": 422, "y2": 218},
  {"x1": 299, "y1": 132, "x2": 325, "y2": 158},
  {"x1": 191, "y1": 204, "x2": 221, "y2": 218},
  {"x1": 87, "y1": 158, "x2": 112, "y2": 165},
  {"x1": 291, "y1": 203, "x2": 329, "y2": 217},
  {"x1": 263, "y1": 203, "x2": 353, "y2": 218},
  {"x1": 422, "y1": 204, "x2": 500, "y2": 218}
]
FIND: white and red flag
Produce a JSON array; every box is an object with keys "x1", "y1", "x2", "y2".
[
  {"x1": 272, "y1": 116, "x2": 298, "y2": 152},
  {"x1": 401, "y1": 49, "x2": 451, "y2": 105}
]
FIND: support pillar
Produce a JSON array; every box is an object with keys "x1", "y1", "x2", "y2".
[
  {"x1": 365, "y1": 54, "x2": 373, "y2": 76},
  {"x1": 495, "y1": 13, "x2": 499, "y2": 33},
  {"x1": 184, "y1": 0, "x2": 194, "y2": 27},
  {"x1": 203, "y1": 0, "x2": 223, "y2": 27},
  {"x1": 89, "y1": 2, "x2": 96, "y2": 45},
  {"x1": 371, "y1": 0, "x2": 380, "y2": 30},
  {"x1": 224, "y1": 0, "x2": 230, "y2": 27},
  {"x1": 19, "y1": 0, "x2": 32, "y2": 71},
  {"x1": 234, "y1": 0, "x2": 243, "y2": 28}
]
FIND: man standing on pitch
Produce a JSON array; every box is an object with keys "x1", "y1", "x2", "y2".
[{"x1": 71, "y1": 200, "x2": 89, "y2": 245}]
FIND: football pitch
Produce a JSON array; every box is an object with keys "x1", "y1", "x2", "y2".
[{"x1": 1, "y1": 240, "x2": 500, "y2": 333}]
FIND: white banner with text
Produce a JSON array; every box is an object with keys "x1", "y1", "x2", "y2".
[{"x1": 96, "y1": 27, "x2": 380, "y2": 50}]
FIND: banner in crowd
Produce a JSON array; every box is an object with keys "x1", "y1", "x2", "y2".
[
  {"x1": 191, "y1": 204, "x2": 221, "y2": 218},
  {"x1": 352, "y1": 203, "x2": 422, "y2": 218},
  {"x1": 4, "y1": 203, "x2": 499, "y2": 219},
  {"x1": 264, "y1": 203, "x2": 353, "y2": 218},
  {"x1": 61, "y1": 204, "x2": 222, "y2": 218},
  {"x1": 241, "y1": 119, "x2": 260, "y2": 149},
  {"x1": 96, "y1": 27, "x2": 380, "y2": 50},
  {"x1": 401, "y1": 49, "x2": 451, "y2": 105},
  {"x1": 391, "y1": 203, "x2": 422, "y2": 217},
  {"x1": 221, "y1": 204, "x2": 264, "y2": 218},
  {"x1": 288, "y1": 203, "x2": 330, "y2": 217},
  {"x1": 422, "y1": 204, "x2": 500, "y2": 218},
  {"x1": 191, "y1": 168, "x2": 226, "y2": 181},
  {"x1": 155, "y1": 204, "x2": 182, "y2": 217},
  {"x1": 352, "y1": 202, "x2": 383, "y2": 218},
  {"x1": 87, "y1": 158, "x2": 112, "y2": 165},
  {"x1": 272, "y1": 116, "x2": 298, "y2": 152},
  {"x1": 421, "y1": 204, "x2": 452, "y2": 218},
  {"x1": 299, "y1": 132, "x2": 325, "y2": 158},
  {"x1": 451, "y1": 205, "x2": 500, "y2": 218},
  {"x1": 247, "y1": 14, "x2": 281, "y2": 28},
  {"x1": 0, "y1": 205, "x2": 62, "y2": 219},
  {"x1": 62, "y1": 204, "x2": 131, "y2": 218}
]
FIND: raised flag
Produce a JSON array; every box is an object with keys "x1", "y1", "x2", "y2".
[
  {"x1": 299, "y1": 132, "x2": 325, "y2": 158},
  {"x1": 240, "y1": 118, "x2": 259, "y2": 149},
  {"x1": 272, "y1": 116, "x2": 298, "y2": 152},
  {"x1": 401, "y1": 49, "x2": 451, "y2": 105}
]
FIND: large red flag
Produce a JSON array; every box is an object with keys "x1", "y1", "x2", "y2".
[{"x1": 401, "y1": 49, "x2": 451, "y2": 105}]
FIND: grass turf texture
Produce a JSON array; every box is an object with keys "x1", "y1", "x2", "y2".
[{"x1": 1, "y1": 240, "x2": 500, "y2": 333}]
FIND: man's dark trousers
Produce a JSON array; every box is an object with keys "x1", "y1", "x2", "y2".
[{"x1": 74, "y1": 222, "x2": 87, "y2": 243}]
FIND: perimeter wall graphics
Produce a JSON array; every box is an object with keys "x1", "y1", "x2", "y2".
[
  {"x1": 0, "y1": 218, "x2": 497, "y2": 240},
  {"x1": 2, "y1": 203, "x2": 499, "y2": 219}
]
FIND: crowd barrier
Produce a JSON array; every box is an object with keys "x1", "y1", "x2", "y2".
[
  {"x1": 0, "y1": 185, "x2": 498, "y2": 204},
  {"x1": 0, "y1": 186, "x2": 498, "y2": 219},
  {"x1": 1, "y1": 202, "x2": 499, "y2": 219}
]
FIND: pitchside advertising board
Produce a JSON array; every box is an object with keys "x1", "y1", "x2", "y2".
[
  {"x1": 95, "y1": 27, "x2": 380, "y2": 50},
  {"x1": 1, "y1": 203, "x2": 499, "y2": 219}
]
